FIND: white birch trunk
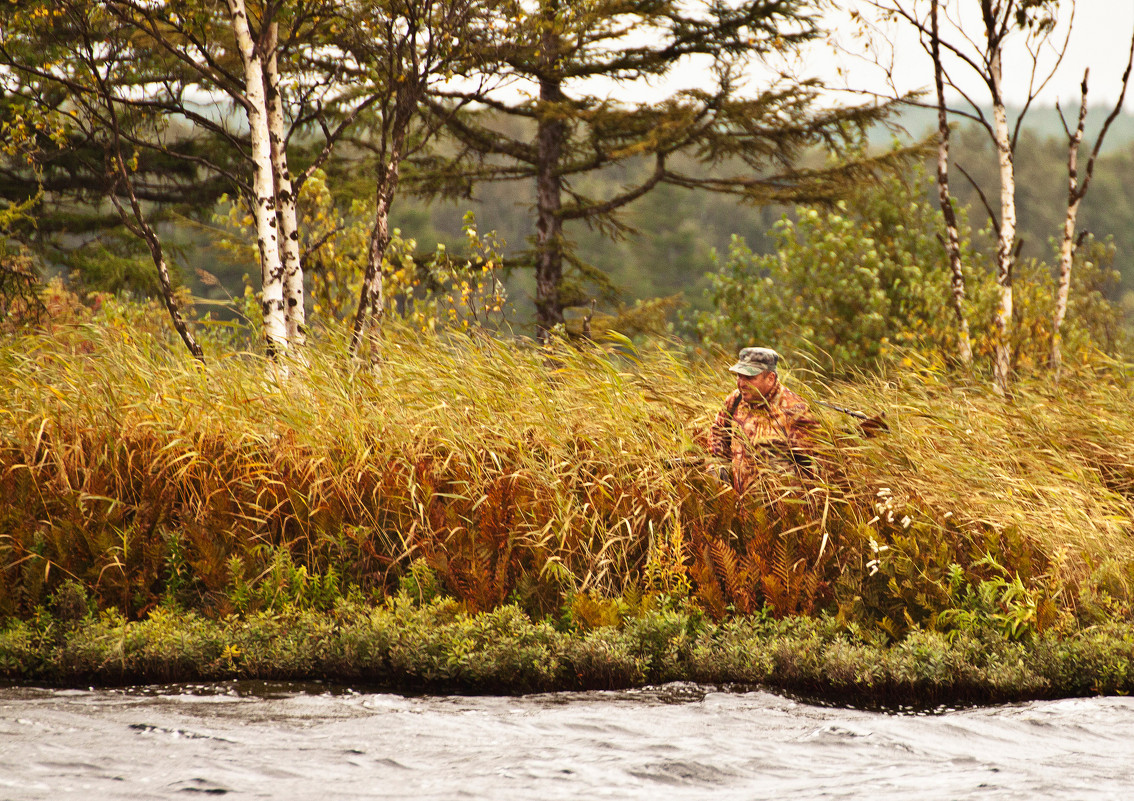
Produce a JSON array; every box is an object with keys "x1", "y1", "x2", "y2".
[
  {"x1": 264, "y1": 21, "x2": 305, "y2": 347},
  {"x1": 1052, "y1": 74, "x2": 1089, "y2": 381},
  {"x1": 990, "y1": 48, "x2": 1016, "y2": 395},
  {"x1": 226, "y1": 0, "x2": 287, "y2": 359},
  {"x1": 931, "y1": 0, "x2": 972, "y2": 366}
]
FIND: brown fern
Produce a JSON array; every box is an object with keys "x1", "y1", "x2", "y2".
[{"x1": 711, "y1": 539, "x2": 754, "y2": 613}]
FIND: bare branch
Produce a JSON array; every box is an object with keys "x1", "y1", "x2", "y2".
[
  {"x1": 956, "y1": 161, "x2": 999, "y2": 230},
  {"x1": 1079, "y1": 22, "x2": 1134, "y2": 200}
]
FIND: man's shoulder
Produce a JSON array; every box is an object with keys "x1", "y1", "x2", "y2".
[{"x1": 776, "y1": 385, "x2": 811, "y2": 413}]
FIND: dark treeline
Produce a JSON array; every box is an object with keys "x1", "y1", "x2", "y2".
[
  {"x1": 3, "y1": 64, "x2": 1132, "y2": 346},
  {"x1": 163, "y1": 106, "x2": 1133, "y2": 331},
  {"x1": 361, "y1": 110, "x2": 1134, "y2": 327}
]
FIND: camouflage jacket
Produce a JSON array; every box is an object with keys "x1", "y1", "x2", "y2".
[{"x1": 709, "y1": 384, "x2": 818, "y2": 490}]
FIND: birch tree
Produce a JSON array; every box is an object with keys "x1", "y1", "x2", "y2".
[
  {"x1": 4, "y1": 0, "x2": 496, "y2": 357},
  {"x1": 100, "y1": 0, "x2": 487, "y2": 356},
  {"x1": 96, "y1": 0, "x2": 361, "y2": 356},
  {"x1": 930, "y1": 0, "x2": 972, "y2": 365},
  {"x1": 866, "y1": 0, "x2": 1068, "y2": 392},
  {"x1": 340, "y1": 0, "x2": 497, "y2": 357},
  {"x1": 223, "y1": 0, "x2": 288, "y2": 354},
  {"x1": 263, "y1": 17, "x2": 305, "y2": 347},
  {"x1": 1050, "y1": 32, "x2": 1134, "y2": 378},
  {"x1": 2, "y1": 0, "x2": 304, "y2": 356}
]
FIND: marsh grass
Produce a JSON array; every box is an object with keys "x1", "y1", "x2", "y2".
[
  {"x1": 810, "y1": 356, "x2": 1134, "y2": 633},
  {"x1": 2, "y1": 310, "x2": 1134, "y2": 642}
]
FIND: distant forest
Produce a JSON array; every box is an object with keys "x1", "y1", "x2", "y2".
[{"x1": 164, "y1": 106, "x2": 1134, "y2": 327}]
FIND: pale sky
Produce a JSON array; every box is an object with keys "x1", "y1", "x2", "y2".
[
  {"x1": 815, "y1": 1, "x2": 1134, "y2": 110},
  {"x1": 612, "y1": 1, "x2": 1134, "y2": 112}
]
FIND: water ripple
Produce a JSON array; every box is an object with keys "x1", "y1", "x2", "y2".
[{"x1": 3, "y1": 683, "x2": 1134, "y2": 799}]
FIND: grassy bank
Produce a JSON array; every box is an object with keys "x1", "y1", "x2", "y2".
[
  {"x1": 3, "y1": 301, "x2": 1134, "y2": 701},
  {"x1": 5, "y1": 598, "x2": 1134, "y2": 708}
]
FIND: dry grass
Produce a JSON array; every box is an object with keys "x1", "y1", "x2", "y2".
[
  {"x1": 2, "y1": 316, "x2": 1133, "y2": 637},
  {"x1": 813, "y1": 357, "x2": 1134, "y2": 580}
]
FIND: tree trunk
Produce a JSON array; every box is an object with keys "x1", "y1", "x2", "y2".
[
  {"x1": 532, "y1": 1, "x2": 566, "y2": 344},
  {"x1": 150, "y1": 250, "x2": 205, "y2": 361},
  {"x1": 990, "y1": 48, "x2": 1016, "y2": 395},
  {"x1": 931, "y1": 0, "x2": 972, "y2": 366},
  {"x1": 226, "y1": 0, "x2": 287, "y2": 359},
  {"x1": 1053, "y1": 34, "x2": 1134, "y2": 377},
  {"x1": 534, "y1": 72, "x2": 566, "y2": 343},
  {"x1": 109, "y1": 165, "x2": 204, "y2": 362},
  {"x1": 86, "y1": 13, "x2": 205, "y2": 363},
  {"x1": 264, "y1": 20, "x2": 305, "y2": 347},
  {"x1": 349, "y1": 163, "x2": 398, "y2": 357},
  {"x1": 349, "y1": 112, "x2": 411, "y2": 358},
  {"x1": 1052, "y1": 73, "x2": 1089, "y2": 381}
]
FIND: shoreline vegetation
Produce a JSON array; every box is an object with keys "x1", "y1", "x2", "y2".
[
  {"x1": 6, "y1": 601, "x2": 1134, "y2": 708},
  {"x1": 4, "y1": 296, "x2": 1134, "y2": 707}
]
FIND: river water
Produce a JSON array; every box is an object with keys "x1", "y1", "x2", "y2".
[{"x1": 2, "y1": 682, "x2": 1133, "y2": 800}]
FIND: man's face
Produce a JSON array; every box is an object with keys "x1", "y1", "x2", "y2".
[{"x1": 737, "y1": 370, "x2": 777, "y2": 401}]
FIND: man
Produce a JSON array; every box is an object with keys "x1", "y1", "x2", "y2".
[{"x1": 710, "y1": 347, "x2": 819, "y2": 492}]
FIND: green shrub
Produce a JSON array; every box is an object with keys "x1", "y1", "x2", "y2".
[
  {"x1": 694, "y1": 169, "x2": 983, "y2": 370},
  {"x1": 694, "y1": 168, "x2": 1125, "y2": 374}
]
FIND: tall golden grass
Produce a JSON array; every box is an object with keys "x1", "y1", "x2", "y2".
[{"x1": 2, "y1": 312, "x2": 1133, "y2": 638}]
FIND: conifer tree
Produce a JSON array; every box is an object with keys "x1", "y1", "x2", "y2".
[
  {"x1": 0, "y1": 0, "x2": 214, "y2": 357},
  {"x1": 1, "y1": 0, "x2": 315, "y2": 356},
  {"x1": 0, "y1": 5, "x2": 236, "y2": 292},
  {"x1": 425, "y1": 0, "x2": 909, "y2": 340}
]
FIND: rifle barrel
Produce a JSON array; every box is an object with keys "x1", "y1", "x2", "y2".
[{"x1": 814, "y1": 400, "x2": 871, "y2": 420}]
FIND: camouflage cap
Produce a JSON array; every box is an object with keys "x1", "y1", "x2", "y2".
[{"x1": 728, "y1": 347, "x2": 779, "y2": 376}]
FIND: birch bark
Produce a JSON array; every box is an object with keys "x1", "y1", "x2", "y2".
[
  {"x1": 1052, "y1": 32, "x2": 1133, "y2": 377},
  {"x1": 989, "y1": 45, "x2": 1016, "y2": 395},
  {"x1": 1051, "y1": 75, "x2": 1088, "y2": 380},
  {"x1": 931, "y1": 0, "x2": 972, "y2": 366},
  {"x1": 347, "y1": 0, "x2": 446, "y2": 358},
  {"x1": 263, "y1": 20, "x2": 305, "y2": 347},
  {"x1": 348, "y1": 94, "x2": 413, "y2": 358},
  {"x1": 226, "y1": 0, "x2": 287, "y2": 358},
  {"x1": 349, "y1": 160, "x2": 397, "y2": 357}
]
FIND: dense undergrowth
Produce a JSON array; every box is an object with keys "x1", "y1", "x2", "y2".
[
  {"x1": 6, "y1": 594, "x2": 1134, "y2": 707},
  {"x1": 3, "y1": 295, "x2": 1134, "y2": 698}
]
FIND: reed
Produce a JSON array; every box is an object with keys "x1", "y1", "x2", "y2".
[{"x1": 2, "y1": 310, "x2": 1133, "y2": 642}]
